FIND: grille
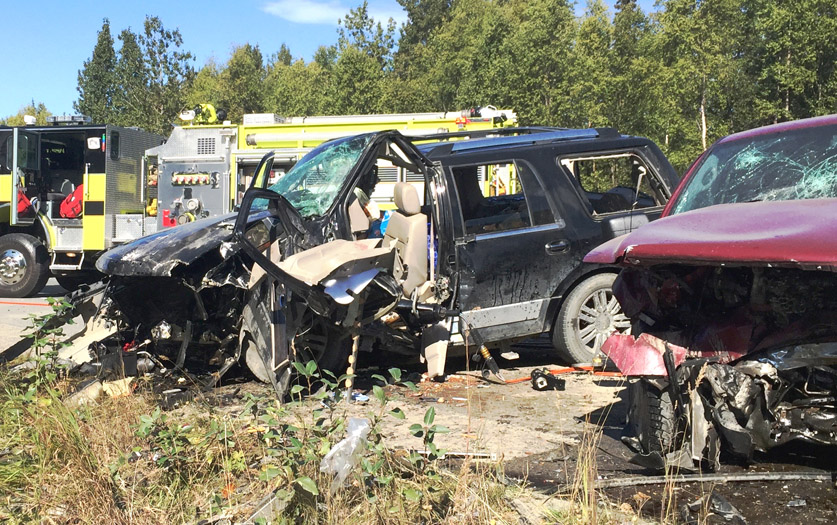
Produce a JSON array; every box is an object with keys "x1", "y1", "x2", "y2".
[
  {"x1": 378, "y1": 167, "x2": 398, "y2": 183},
  {"x1": 197, "y1": 137, "x2": 216, "y2": 155}
]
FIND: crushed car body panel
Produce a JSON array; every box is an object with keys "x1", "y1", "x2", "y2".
[
  {"x1": 600, "y1": 333, "x2": 687, "y2": 376},
  {"x1": 96, "y1": 212, "x2": 242, "y2": 276}
]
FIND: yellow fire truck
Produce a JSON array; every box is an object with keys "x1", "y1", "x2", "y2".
[
  {"x1": 148, "y1": 106, "x2": 517, "y2": 228},
  {"x1": 0, "y1": 117, "x2": 164, "y2": 296}
]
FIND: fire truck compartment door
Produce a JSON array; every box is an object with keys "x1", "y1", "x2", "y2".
[{"x1": 8, "y1": 129, "x2": 40, "y2": 226}]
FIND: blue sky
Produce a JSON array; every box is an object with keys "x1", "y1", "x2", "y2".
[{"x1": 1, "y1": 0, "x2": 656, "y2": 119}]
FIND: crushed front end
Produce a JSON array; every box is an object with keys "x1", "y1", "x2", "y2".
[
  {"x1": 603, "y1": 263, "x2": 837, "y2": 470},
  {"x1": 59, "y1": 213, "x2": 255, "y2": 388}
]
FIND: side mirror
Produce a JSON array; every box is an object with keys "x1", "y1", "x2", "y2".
[{"x1": 249, "y1": 151, "x2": 275, "y2": 191}]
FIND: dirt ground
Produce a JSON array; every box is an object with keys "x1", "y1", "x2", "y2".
[
  {"x1": 5, "y1": 316, "x2": 836, "y2": 523},
  {"x1": 193, "y1": 337, "x2": 837, "y2": 524}
]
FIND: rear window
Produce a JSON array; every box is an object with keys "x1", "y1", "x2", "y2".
[{"x1": 671, "y1": 124, "x2": 837, "y2": 214}]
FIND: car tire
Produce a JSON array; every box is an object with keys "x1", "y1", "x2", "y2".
[
  {"x1": 626, "y1": 379, "x2": 678, "y2": 454},
  {"x1": 243, "y1": 311, "x2": 353, "y2": 383},
  {"x1": 0, "y1": 233, "x2": 50, "y2": 298},
  {"x1": 552, "y1": 273, "x2": 631, "y2": 364},
  {"x1": 293, "y1": 313, "x2": 353, "y2": 377}
]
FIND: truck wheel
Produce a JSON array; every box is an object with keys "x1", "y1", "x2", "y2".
[
  {"x1": 0, "y1": 233, "x2": 50, "y2": 297},
  {"x1": 626, "y1": 379, "x2": 677, "y2": 454},
  {"x1": 552, "y1": 273, "x2": 630, "y2": 364}
]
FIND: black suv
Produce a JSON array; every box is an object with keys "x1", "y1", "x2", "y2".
[
  {"x1": 74, "y1": 128, "x2": 677, "y2": 396},
  {"x1": 417, "y1": 128, "x2": 678, "y2": 363}
]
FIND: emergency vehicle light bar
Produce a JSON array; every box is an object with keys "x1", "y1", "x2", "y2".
[{"x1": 47, "y1": 115, "x2": 93, "y2": 125}]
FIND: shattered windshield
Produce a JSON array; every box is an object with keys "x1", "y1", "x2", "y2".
[
  {"x1": 671, "y1": 124, "x2": 837, "y2": 214},
  {"x1": 261, "y1": 133, "x2": 374, "y2": 217}
]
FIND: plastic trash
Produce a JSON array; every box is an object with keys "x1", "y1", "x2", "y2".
[
  {"x1": 320, "y1": 417, "x2": 371, "y2": 493},
  {"x1": 350, "y1": 391, "x2": 369, "y2": 403}
]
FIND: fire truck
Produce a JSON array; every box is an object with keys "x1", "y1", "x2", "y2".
[
  {"x1": 0, "y1": 117, "x2": 164, "y2": 296},
  {"x1": 148, "y1": 106, "x2": 517, "y2": 228}
]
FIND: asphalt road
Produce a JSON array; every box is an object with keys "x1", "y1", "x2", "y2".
[{"x1": 0, "y1": 278, "x2": 71, "y2": 356}]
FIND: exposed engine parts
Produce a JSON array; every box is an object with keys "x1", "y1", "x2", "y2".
[{"x1": 606, "y1": 265, "x2": 837, "y2": 471}]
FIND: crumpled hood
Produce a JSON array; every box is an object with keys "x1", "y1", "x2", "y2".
[
  {"x1": 97, "y1": 213, "x2": 240, "y2": 277},
  {"x1": 584, "y1": 198, "x2": 837, "y2": 269}
]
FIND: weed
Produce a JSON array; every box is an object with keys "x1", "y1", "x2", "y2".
[{"x1": 1, "y1": 302, "x2": 515, "y2": 523}]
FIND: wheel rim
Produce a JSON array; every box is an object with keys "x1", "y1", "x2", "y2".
[
  {"x1": 0, "y1": 249, "x2": 27, "y2": 286},
  {"x1": 293, "y1": 312, "x2": 330, "y2": 364},
  {"x1": 575, "y1": 287, "x2": 631, "y2": 355}
]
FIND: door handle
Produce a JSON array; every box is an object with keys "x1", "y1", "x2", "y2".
[{"x1": 545, "y1": 240, "x2": 570, "y2": 255}]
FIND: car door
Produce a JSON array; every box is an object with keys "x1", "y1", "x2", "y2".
[
  {"x1": 234, "y1": 133, "x2": 435, "y2": 396},
  {"x1": 447, "y1": 157, "x2": 579, "y2": 344}
]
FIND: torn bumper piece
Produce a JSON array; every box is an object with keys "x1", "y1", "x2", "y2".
[{"x1": 601, "y1": 333, "x2": 687, "y2": 376}]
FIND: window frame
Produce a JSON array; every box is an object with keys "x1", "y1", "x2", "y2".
[
  {"x1": 446, "y1": 157, "x2": 556, "y2": 240},
  {"x1": 557, "y1": 149, "x2": 664, "y2": 217}
]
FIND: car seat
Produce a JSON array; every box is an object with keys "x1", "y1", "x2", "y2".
[{"x1": 382, "y1": 182, "x2": 428, "y2": 296}]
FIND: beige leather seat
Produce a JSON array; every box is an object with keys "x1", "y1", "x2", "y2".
[
  {"x1": 348, "y1": 188, "x2": 373, "y2": 237},
  {"x1": 383, "y1": 182, "x2": 427, "y2": 296}
]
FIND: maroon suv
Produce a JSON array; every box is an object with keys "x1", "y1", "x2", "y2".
[{"x1": 585, "y1": 114, "x2": 837, "y2": 470}]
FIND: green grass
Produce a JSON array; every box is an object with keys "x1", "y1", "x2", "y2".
[{"x1": 0, "y1": 362, "x2": 518, "y2": 524}]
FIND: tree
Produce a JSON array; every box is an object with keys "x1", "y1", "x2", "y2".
[
  {"x1": 418, "y1": 0, "x2": 514, "y2": 111},
  {"x1": 566, "y1": 0, "x2": 612, "y2": 128},
  {"x1": 272, "y1": 44, "x2": 293, "y2": 67},
  {"x1": 215, "y1": 44, "x2": 267, "y2": 122},
  {"x1": 75, "y1": 19, "x2": 116, "y2": 122},
  {"x1": 135, "y1": 16, "x2": 196, "y2": 134},
  {"x1": 266, "y1": 59, "x2": 332, "y2": 116},
  {"x1": 112, "y1": 28, "x2": 146, "y2": 127},
  {"x1": 1, "y1": 102, "x2": 52, "y2": 126},
  {"x1": 606, "y1": 0, "x2": 660, "y2": 137},
  {"x1": 328, "y1": 2, "x2": 397, "y2": 113},
  {"x1": 749, "y1": 0, "x2": 837, "y2": 122},
  {"x1": 185, "y1": 60, "x2": 223, "y2": 112},
  {"x1": 654, "y1": 0, "x2": 754, "y2": 169},
  {"x1": 337, "y1": 1, "x2": 396, "y2": 68},
  {"x1": 396, "y1": 0, "x2": 452, "y2": 52},
  {"x1": 76, "y1": 16, "x2": 194, "y2": 134},
  {"x1": 500, "y1": 0, "x2": 577, "y2": 125}
]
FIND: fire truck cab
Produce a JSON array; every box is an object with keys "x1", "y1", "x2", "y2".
[{"x1": 0, "y1": 117, "x2": 163, "y2": 296}]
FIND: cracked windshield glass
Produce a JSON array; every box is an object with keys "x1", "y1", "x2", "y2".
[
  {"x1": 671, "y1": 123, "x2": 837, "y2": 214},
  {"x1": 258, "y1": 133, "x2": 373, "y2": 217}
]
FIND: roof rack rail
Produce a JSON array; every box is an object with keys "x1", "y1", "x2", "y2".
[
  {"x1": 408, "y1": 126, "x2": 562, "y2": 143},
  {"x1": 418, "y1": 127, "x2": 619, "y2": 156}
]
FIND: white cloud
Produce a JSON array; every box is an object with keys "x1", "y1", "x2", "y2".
[
  {"x1": 262, "y1": 0, "x2": 347, "y2": 25},
  {"x1": 262, "y1": 0, "x2": 406, "y2": 26}
]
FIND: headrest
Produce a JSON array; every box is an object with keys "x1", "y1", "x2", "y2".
[{"x1": 393, "y1": 182, "x2": 421, "y2": 216}]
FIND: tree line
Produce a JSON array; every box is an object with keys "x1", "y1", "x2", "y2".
[{"x1": 6, "y1": 0, "x2": 837, "y2": 172}]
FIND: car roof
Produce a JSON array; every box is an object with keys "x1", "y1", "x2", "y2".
[{"x1": 717, "y1": 113, "x2": 837, "y2": 145}]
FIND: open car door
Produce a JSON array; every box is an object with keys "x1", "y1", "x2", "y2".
[{"x1": 232, "y1": 134, "x2": 436, "y2": 397}]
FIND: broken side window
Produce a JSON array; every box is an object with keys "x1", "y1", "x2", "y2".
[
  {"x1": 450, "y1": 160, "x2": 546, "y2": 235},
  {"x1": 560, "y1": 153, "x2": 660, "y2": 215}
]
